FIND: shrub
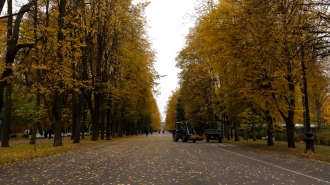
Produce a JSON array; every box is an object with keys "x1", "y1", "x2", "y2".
[
  {"x1": 294, "y1": 134, "x2": 305, "y2": 142},
  {"x1": 316, "y1": 131, "x2": 330, "y2": 146},
  {"x1": 275, "y1": 132, "x2": 286, "y2": 141},
  {"x1": 255, "y1": 133, "x2": 262, "y2": 140},
  {"x1": 22, "y1": 133, "x2": 29, "y2": 139}
]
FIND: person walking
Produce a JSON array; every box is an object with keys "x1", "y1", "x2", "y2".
[{"x1": 146, "y1": 130, "x2": 148, "y2": 137}]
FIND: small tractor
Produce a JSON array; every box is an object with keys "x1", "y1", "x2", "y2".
[{"x1": 172, "y1": 121, "x2": 204, "y2": 143}]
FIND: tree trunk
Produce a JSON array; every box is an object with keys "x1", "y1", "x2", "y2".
[
  {"x1": 31, "y1": 0, "x2": 44, "y2": 144},
  {"x1": 234, "y1": 119, "x2": 239, "y2": 141},
  {"x1": 100, "y1": 108, "x2": 105, "y2": 140},
  {"x1": 286, "y1": 81, "x2": 296, "y2": 148},
  {"x1": 79, "y1": 0, "x2": 89, "y2": 140},
  {"x1": 267, "y1": 129, "x2": 274, "y2": 146},
  {"x1": 286, "y1": 111, "x2": 295, "y2": 148},
  {"x1": 125, "y1": 122, "x2": 129, "y2": 136},
  {"x1": 252, "y1": 118, "x2": 256, "y2": 141},
  {"x1": 72, "y1": 89, "x2": 78, "y2": 143},
  {"x1": 90, "y1": 113, "x2": 98, "y2": 140},
  {"x1": 112, "y1": 119, "x2": 116, "y2": 138},
  {"x1": 301, "y1": 86, "x2": 306, "y2": 133},
  {"x1": 52, "y1": 90, "x2": 63, "y2": 146},
  {"x1": 29, "y1": 124, "x2": 36, "y2": 145},
  {"x1": 315, "y1": 99, "x2": 322, "y2": 131},
  {"x1": 272, "y1": 65, "x2": 296, "y2": 148},
  {"x1": 71, "y1": 117, "x2": 75, "y2": 140},
  {"x1": 71, "y1": 37, "x2": 81, "y2": 143},
  {"x1": 106, "y1": 100, "x2": 111, "y2": 140},
  {"x1": 73, "y1": 93, "x2": 83, "y2": 143},
  {"x1": 265, "y1": 110, "x2": 274, "y2": 146},
  {"x1": 81, "y1": 98, "x2": 88, "y2": 139},
  {"x1": 34, "y1": 1, "x2": 43, "y2": 139},
  {"x1": 244, "y1": 129, "x2": 248, "y2": 140},
  {"x1": 226, "y1": 123, "x2": 230, "y2": 140},
  {"x1": 91, "y1": 90, "x2": 99, "y2": 141},
  {"x1": 52, "y1": 0, "x2": 66, "y2": 147},
  {"x1": 71, "y1": 83, "x2": 76, "y2": 140},
  {"x1": 117, "y1": 106, "x2": 124, "y2": 137},
  {"x1": 90, "y1": 1, "x2": 106, "y2": 141},
  {"x1": 1, "y1": 82, "x2": 12, "y2": 147},
  {"x1": 111, "y1": 102, "x2": 117, "y2": 138}
]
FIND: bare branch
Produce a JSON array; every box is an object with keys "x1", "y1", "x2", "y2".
[
  {"x1": 15, "y1": 43, "x2": 35, "y2": 53},
  {"x1": 0, "y1": 9, "x2": 32, "y2": 20}
]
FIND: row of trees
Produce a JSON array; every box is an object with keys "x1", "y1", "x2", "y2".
[
  {"x1": 0, "y1": 0, "x2": 161, "y2": 147},
  {"x1": 165, "y1": 0, "x2": 330, "y2": 149}
]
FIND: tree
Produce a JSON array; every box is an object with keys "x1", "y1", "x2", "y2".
[
  {"x1": 0, "y1": 0, "x2": 160, "y2": 148},
  {"x1": 174, "y1": 0, "x2": 330, "y2": 149},
  {"x1": 164, "y1": 90, "x2": 180, "y2": 131},
  {"x1": 14, "y1": 98, "x2": 47, "y2": 149},
  {"x1": 175, "y1": 96, "x2": 185, "y2": 122},
  {"x1": 1, "y1": 0, "x2": 37, "y2": 147}
]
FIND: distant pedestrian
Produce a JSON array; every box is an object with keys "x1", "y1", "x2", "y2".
[
  {"x1": 159, "y1": 130, "x2": 160, "y2": 134},
  {"x1": 150, "y1": 131, "x2": 153, "y2": 135},
  {"x1": 163, "y1": 130, "x2": 165, "y2": 134},
  {"x1": 146, "y1": 131, "x2": 148, "y2": 136}
]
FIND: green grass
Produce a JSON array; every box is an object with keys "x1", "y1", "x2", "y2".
[
  {"x1": 0, "y1": 136, "x2": 127, "y2": 165},
  {"x1": 223, "y1": 138, "x2": 330, "y2": 163}
]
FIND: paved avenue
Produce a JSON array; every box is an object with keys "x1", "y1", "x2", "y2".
[{"x1": 0, "y1": 133, "x2": 330, "y2": 185}]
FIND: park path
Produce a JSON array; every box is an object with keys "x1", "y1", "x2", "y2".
[{"x1": 0, "y1": 133, "x2": 330, "y2": 185}]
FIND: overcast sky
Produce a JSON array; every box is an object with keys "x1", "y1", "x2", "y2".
[{"x1": 142, "y1": 0, "x2": 196, "y2": 121}]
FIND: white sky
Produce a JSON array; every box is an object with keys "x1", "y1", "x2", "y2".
[{"x1": 142, "y1": 0, "x2": 196, "y2": 121}]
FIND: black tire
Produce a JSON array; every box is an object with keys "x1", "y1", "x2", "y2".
[
  {"x1": 182, "y1": 136, "x2": 188, "y2": 142},
  {"x1": 193, "y1": 140, "x2": 196, "y2": 143},
  {"x1": 173, "y1": 133, "x2": 179, "y2": 142}
]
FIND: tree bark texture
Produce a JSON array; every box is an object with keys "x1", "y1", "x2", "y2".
[
  {"x1": 286, "y1": 78, "x2": 296, "y2": 148},
  {"x1": 252, "y1": 119, "x2": 256, "y2": 141},
  {"x1": 1, "y1": 82, "x2": 12, "y2": 147},
  {"x1": 265, "y1": 111, "x2": 274, "y2": 146},
  {"x1": 234, "y1": 119, "x2": 239, "y2": 142},
  {"x1": 117, "y1": 106, "x2": 124, "y2": 137},
  {"x1": 52, "y1": 0, "x2": 67, "y2": 147}
]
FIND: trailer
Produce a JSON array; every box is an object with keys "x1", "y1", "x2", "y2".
[{"x1": 205, "y1": 129, "x2": 223, "y2": 143}]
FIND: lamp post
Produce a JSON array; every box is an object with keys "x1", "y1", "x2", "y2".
[{"x1": 301, "y1": 50, "x2": 314, "y2": 153}]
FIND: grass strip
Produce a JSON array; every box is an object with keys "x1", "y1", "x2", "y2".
[
  {"x1": 0, "y1": 136, "x2": 126, "y2": 165},
  {"x1": 223, "y1": 138, "x2": 330, "y2": 163}
]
